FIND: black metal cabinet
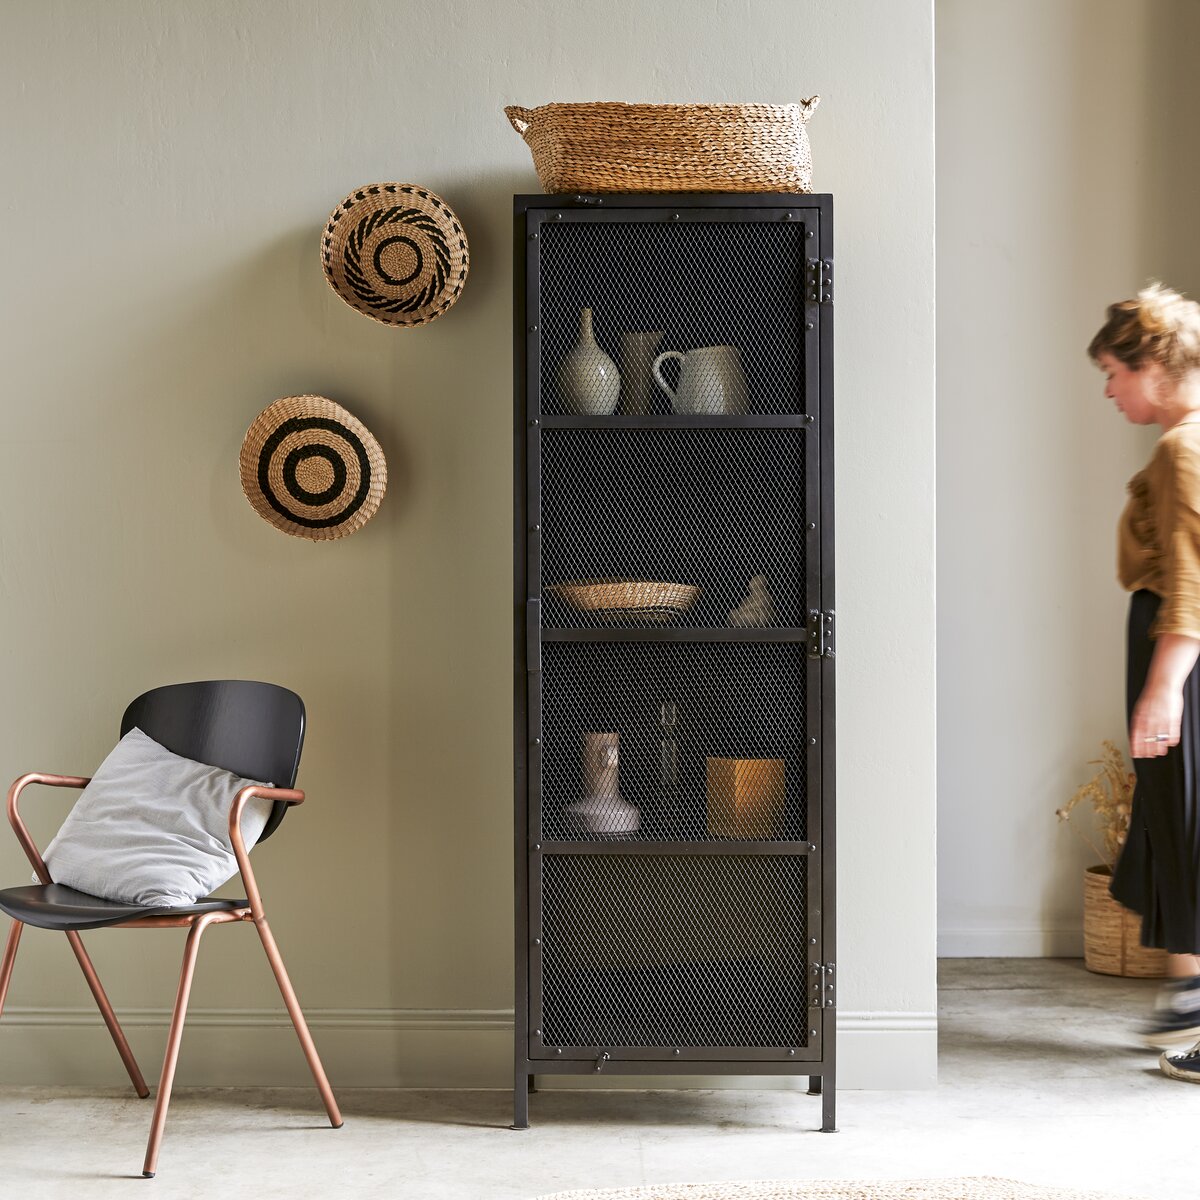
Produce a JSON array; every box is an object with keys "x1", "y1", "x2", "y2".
[{"x1": 513, "y1": 194, "x2": 835, "y2": 1131}]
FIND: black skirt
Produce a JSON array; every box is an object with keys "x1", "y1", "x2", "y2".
[{"x1": 1111, "y1": 588, "x2": 1200, "y2": 953}]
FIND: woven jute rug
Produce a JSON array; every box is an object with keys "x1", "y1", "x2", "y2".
[{"x1": 532, "y1": 1180, "x2": 1144, "y2": 1200}]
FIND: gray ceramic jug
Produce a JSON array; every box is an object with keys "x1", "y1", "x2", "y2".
[{"x1": 653, "y1": 344, "x2": 749, "y2": 415}]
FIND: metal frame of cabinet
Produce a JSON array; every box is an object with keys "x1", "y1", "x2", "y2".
[{"x1": 513, "y1": 193, "x2": 835, "y2": 1132}]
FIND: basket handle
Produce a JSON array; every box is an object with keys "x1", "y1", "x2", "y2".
[
  {"x1": 799, "y1": 95, "x2": 821, "y2": 120},
  {"x1": 505, "y1": 106, "x2": 533, "y2": 136}
]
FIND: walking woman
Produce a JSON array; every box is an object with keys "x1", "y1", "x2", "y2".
[{"x1": 1093, "y1": 283, "x2": 1200, "y2": 1081}]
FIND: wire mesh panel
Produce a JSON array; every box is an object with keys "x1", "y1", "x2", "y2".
[
  {"x1": 538, "y1": 853, "x2": 809, "y2": 1050},
  {"x1": 537, "y1": 218, "x2": 806, "y2": 416},
  {"x1": 539, "y1": 426, "x2": 805, "y2": 629},
  {"x1": 540, "y1": 641, "x2": 807, "y2": 842}
]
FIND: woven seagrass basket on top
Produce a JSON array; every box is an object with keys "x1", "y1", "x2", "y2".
[{"x1": 504, "y1": 99, "x2": 820, "y2": 194}]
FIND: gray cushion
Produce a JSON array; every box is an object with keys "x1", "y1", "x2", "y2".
[{"x1": 41, "y1": 727, "x2": 271, "y2": 908}]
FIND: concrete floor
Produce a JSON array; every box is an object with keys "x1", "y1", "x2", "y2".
[{"x1": 0, "y1": 960, "x2": 1192, "y2": 1200}]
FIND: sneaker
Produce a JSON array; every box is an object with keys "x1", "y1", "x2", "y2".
[
  {"x1": 1140, "y1": 976, "x2": 1200, "y2": 1049},
  {"x1": 1160, "y1": 1044, "x2": 1200, "y2": 1082}
]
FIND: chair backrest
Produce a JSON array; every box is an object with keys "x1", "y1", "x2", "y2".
[{"x1": 120, "y1": 681, "x2": 305, "y2": 843}]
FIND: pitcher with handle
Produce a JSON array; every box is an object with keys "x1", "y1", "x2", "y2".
[{"x1": 652, "y1": 345, "x2": 749, "y2": 415}]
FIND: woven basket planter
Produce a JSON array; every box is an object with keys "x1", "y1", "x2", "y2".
[
  {"x1": 1083, "y1": 864, "x2": 1167, "y2": 977},
  {"x1": 504, "y1": 99, "x2": 819, "y2": 194}
]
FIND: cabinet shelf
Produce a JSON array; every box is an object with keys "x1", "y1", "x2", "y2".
[
  {"x1": 536, "y1": 414, "x2": 813, "y2": 430},
  {"x1": 540, "y1": 626, "x2": 810, "y2": 643},
  {"x1": 534, "y1": 839, "x2": 815, "y2": 856}
]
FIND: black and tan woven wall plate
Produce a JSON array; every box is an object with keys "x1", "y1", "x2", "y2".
[
  {"x1": 240, "y1": 395, "x2": 387, "y2": 541},
  {"x1": 321, "y1": 183, "x2": 469, "y2": 327}
]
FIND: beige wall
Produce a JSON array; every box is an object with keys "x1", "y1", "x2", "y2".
[
  {"x1": 937, "y1": 0, "x2": 1200, "y2": 954},
  {"x1": 0, "y1": 0, "x2": 936, "y2": 1089}
]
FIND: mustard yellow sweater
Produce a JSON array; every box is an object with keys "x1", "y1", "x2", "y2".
[{"x1": 1119, "y1": 422, "x2": 1200, "y2": 639}]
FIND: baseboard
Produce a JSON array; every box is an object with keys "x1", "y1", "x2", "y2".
[
  {"x1": 0, "y1": 1008, "x2": 936, "y2": 1091},
  {"x1": 937, "y1": 927, "x2": 1084, "y2": 957}
]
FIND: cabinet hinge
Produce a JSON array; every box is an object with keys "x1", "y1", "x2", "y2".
[
  {"x1": 807, "y1": 609, "x2": 835, "y2": 660},
  {"x1": 806, "y1": 258, "x2": 833, "y2": 305},
  {"x1": 810, "y1": 962, "x2": 836, "y2": 1009}
]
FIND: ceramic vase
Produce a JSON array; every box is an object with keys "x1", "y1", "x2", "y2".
[
  {"x1": 557, "y1": 308, "x2": 620, "y2": 415},
  {"x1": 618, "y1": 330, "x2": 665, "y2": 415},
  {"x1": 566, "y1": 731, "x2": 641, "y2": 835},
  {"x1": 728, "y1": 574, "x2": 776, "y2": 627}
]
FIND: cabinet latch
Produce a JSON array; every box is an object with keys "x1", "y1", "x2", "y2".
[
  {"x1": 806, "y1": 258, "x2": 834, "y2": 305},
  {"x1": 811, "y1": 962, "x2": 836, "y2": 1009},
  {"x1": 807, "y1": 609, "x2": 835, "y2": 660}
]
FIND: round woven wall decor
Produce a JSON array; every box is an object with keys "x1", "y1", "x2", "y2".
[
  {"x1": 240, "y1": 395, "x2": 387, "y2": 541},
  {"x1": 321, "y1": 182, "x2": 469, "y2": 326}
]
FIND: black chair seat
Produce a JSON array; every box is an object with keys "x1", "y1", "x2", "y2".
[{"x1": 0, "y1": 884, "x2": 247, "y2": 932}]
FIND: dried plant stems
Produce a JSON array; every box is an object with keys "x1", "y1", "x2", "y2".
[{"x1": 1056, "y1": 740, "x2": 1135, "y2": 869}]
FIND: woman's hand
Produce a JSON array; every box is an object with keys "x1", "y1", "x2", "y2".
[
  {"x1": 1131, "y1": 632, "x2": 1200, "y2": 758},
  {"x1": 1130, "y1": 681, "x2": 1184, "y2": 757}
]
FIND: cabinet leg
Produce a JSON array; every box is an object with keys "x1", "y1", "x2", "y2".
[
  {"x1": 821, "y1": 1071, "x2": 837, "y2": 1132},
  {"x1": 806, "y1": 1074, "x2": 821, "y2": 1096},
  {"x1": 528, "y1": 1073, "x2": 538, "y2": 1094},
  {"x1": 512, "y1": 1066, "x2": 530, "y2": 1130}
]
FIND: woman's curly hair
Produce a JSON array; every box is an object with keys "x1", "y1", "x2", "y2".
[{"x1": 1088, "y1": 283, "x2": 1200, "y2": 379}]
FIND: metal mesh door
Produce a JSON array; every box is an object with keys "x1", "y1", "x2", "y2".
[
  {"x1": 539, "y1": 640, "x2": 808, "y2": 842},
  {"x1": 536, "y1": 853, "x2": 809, "y2": 1051},
  {"x1": 536, "y1": 217, "x2": 807, "y2": 416},
  {"x1": 520, "y1": 199, "x2": 827, "y2": 1073},
  {"x1": 539, "y1": 426, "x2": 806, "y2": 629}
]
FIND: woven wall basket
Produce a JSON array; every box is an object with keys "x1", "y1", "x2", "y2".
[
  {"x1": 504, "y1": 99, "x2": 820, "y2": 194},
  {"x1": 1083, "y1": 865, "x2": 1167, "y2": 978},
  {"x1": 322, "y1": 183, "x2": 469, "y2": 327},
  {"x1": 240, "y1": 395, "x2": 387, "y2": 541}
]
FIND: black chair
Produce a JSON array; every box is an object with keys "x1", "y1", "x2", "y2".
[{"x1": 0, "y1": 680, "x2": 342, "y2": 1177}]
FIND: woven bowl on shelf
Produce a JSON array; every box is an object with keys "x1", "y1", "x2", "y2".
[
  {"x1": 549, "y1": 579, "x2": 700, "y2": 620},
  {"x1": 504, "y1": 99, "x2": 820, "y2": 195}
]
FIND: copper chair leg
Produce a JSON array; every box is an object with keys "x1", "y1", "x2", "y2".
[
  {"x1": 141, "y1": 914, "x2": 216, "y2": 1178},
  {"x1": 64, "y1": 930, "x2": 149, "y2": 1099},
  {"x1": 255, "y1": 917, "x2": 343, "y2": 1128},
  {"x1": 0, "y1": 919, "x2": 22, "y2": 1016}
]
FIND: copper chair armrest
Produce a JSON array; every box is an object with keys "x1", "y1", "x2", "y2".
[
  {"x1": 229, "y1": 786, "x2": 304, "y2": 919},
  {"x1": 7, "y1": 772, "x2": 91, "y2": 883}
]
